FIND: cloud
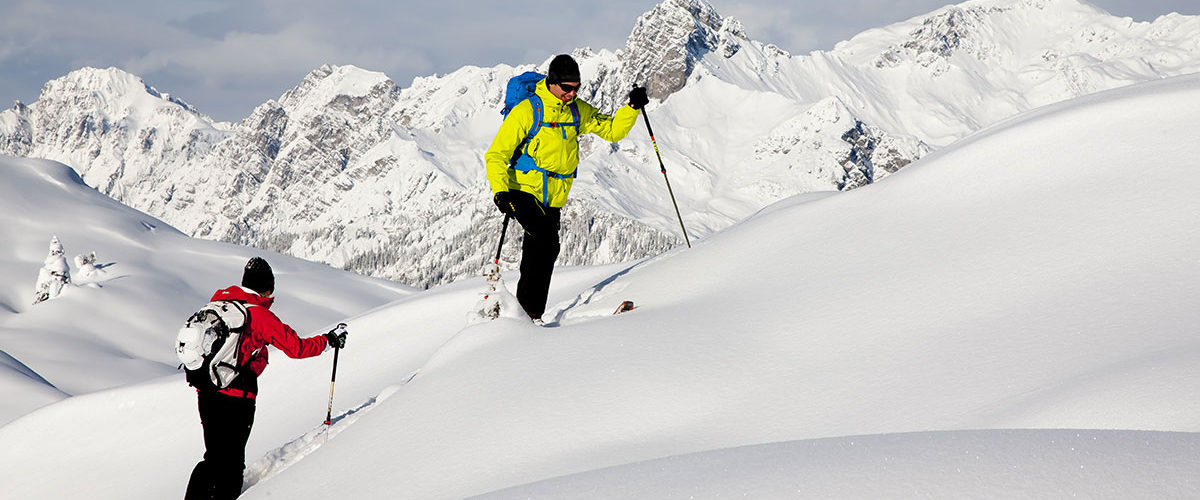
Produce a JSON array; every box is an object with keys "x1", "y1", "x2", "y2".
[
  {"x1": 1089, "y1": 0, "x2": 1200, "y2": 20},
  {"x1": 104, "y1": 0, "x2": 655, "y2": 117},
  {"x1": 0, "y1": 1, "x2": 208, "y2": 105},
  {"x1": 110, "y1": 0, "x2": 657, "y2": 118},
  {"x1": 721, "y1": 0, "x2": 957, "y2": 54},
  {"x1": 719, "y1": 3, "x2": 820, "y2": 52},
  {"x1": 3, "y1": 0, "x2": 1197, "y2": 121},
  {"x1": 127, "y1": 26, "x2": 347, "y2": 82}
]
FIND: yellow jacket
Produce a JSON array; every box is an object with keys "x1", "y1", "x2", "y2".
[{"x1": 485, "y1": 78, "x2": 639, "y2": 208}]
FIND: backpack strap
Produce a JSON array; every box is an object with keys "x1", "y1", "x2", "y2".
[
  {"x1": 508, "y1": 96, "x2": 581, "y2": 206},
  {"x1": 516, "y1": 95, "x2": 546, "y2": 162},
  {"x1": 543, "y1": 102, "x2": 581, "y2": 139},
  {"x1": 215, "y1": 300, "x2": 252, "y2": 332},
  {"x1": 238, "y1": 303, "x2": 264, "y2": 360}
]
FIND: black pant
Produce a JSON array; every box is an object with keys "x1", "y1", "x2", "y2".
[
  {"x1": 510, "y1": 192, "x2": 561, "y2": 319},
  {"x1": 185, "y1": 391, "x2": 256, "y2": 500}
]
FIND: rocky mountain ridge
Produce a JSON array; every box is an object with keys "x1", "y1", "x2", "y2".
[{"x1": 3, "y1": 0, "x2": 1200, "y2": 287}]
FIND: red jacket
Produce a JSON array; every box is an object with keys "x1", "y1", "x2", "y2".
[{"x1": 210, "y1": 286, "x2": 328, "y2": 397}]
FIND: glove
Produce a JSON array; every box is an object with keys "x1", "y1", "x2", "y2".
[
  {"x1": 324, "y1": 328, "x2": 347, "y2": 349},
  {"x1": 493, "y1": 191, "x2": 517, "y2": 216},
  {"x1": 628, "y1": 87, "x2": 649, "y2": 110}
]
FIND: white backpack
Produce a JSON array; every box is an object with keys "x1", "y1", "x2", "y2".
[{"x1": 175, "y1": 301, "x2": 255, "y2": 390}]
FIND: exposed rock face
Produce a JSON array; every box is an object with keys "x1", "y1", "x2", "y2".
[
  {"x1": 752, "y1": 97, "x2": 928, "y2": 192},
  {"x1": 619, "y1": 0, "x2": 743, "y2": 100},
  {"x1": 5, "y1": 0, "x2": 1200, "y2": 287}
]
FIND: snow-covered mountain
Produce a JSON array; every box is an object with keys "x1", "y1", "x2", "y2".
[
  {"x1": 3, "y1": 0, "x2": 1200, "y2": 288},
  {"x1": 4, "y1": 68, "x2": 1200, "y2": 499},
  {"x1": 0, "y1": 154, "x2": 413, "y2": 426}
]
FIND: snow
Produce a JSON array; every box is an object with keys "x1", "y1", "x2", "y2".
[
  {"x1": 478, "y1": 430, "x2": 1200, "y2": 499},
  {"x1": 0, "y1": 156, "x2": 412, "y2": 424},
  {"x1": 8, "y1": 0, "x2": 1200, "y2": 290},
  {"x1": 3, "y1": 67, "x2": 1200, "y2": 498}
]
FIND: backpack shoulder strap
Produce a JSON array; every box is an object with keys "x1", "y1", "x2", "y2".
[
  {"x1": 525, "y1": 94, "x2": 545, "y2": 153},
  {"x1": 567, "y1": 102, "x2": 580, "y2": 131},
  {"x1": 541, "y1": 101, "x2": 581, "y2": 135},
  {"x1": 510, "y1": 94, "x2": 544, "y2": 166},
  {"x1": 239, "y1": 304, "x2": 264, "y2": 362},
  {"x1": 206, "y1": 300, "x2": 251, "y2": 331}
]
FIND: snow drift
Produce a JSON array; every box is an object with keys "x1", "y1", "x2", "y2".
[{"x1": 3, "y1": 70, "x2": 1200, "y2": 498}]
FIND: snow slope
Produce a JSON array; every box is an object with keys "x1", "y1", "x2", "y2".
[
  {"x1": 0, "y1": 156, "x2": 412, "y2": 425},
  {"x1": 478, "y1": 429, "x2": 1200, "y2": 499},
  {"x1": 4, "y1": 73, "x2": 1200, "y2": 498}
]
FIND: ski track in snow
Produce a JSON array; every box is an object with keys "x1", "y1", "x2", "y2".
[
  {"x1": 242, "y1": 259, "x2": 649, "y2": 488},
  {"x1": 401, "y1": 261, "x2": 647, "y2": 387},
  {"x1": 243, "y1": 286, "x2": 582, "y2": 491},
  {"x1": 548, "y1": 256, "x2": 660, "y2": 325},
  {"x1": 241, "y1": 385, "x2": 402, "y2": 493}
]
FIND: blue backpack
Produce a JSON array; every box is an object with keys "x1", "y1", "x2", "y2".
[
  {"x1": 501, "y1": 71, "x2": 546, "y2": 118},
  {"x1": 501, "y1": 71, "x2": 582, "y2": 204}
]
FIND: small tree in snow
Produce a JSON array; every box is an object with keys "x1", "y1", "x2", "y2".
[
  {"x1": 33, "y1": 236, "x2": 71, "y2": 305},
  {"x1": 75, "y1": 251, "x2": 99, "y2": 279}
]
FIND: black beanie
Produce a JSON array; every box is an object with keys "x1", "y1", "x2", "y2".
[
  {"x1": 546, "y1": 54, "x2": 580, "y2": 85},
  {"x1": 242, "y1": 257, "x2": 275, "y2": 295}
]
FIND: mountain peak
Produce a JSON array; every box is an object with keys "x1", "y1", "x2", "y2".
[
  {"x1": 869, "y1": 0, "x2": 1120, "y2": 70},
  {"x1": 302, "y1": 64, "x2": 390, "y2": 86},
  {"x1": 620, "y1": 0, "x2": 746, "y2": 99},
  {"x1": 50, "y1": 67, "x2": 145, "y2": 92},
  {"x1": 44, "y1": 66, "x2": 198, "y2": 115},
  {"x1": 654, "y1": 0, "x2": 723, "y2": 27},
  {"x1": 279, "y1": 64, "x2": 397, "y2": 110}
]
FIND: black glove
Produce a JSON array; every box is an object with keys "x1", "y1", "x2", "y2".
[
  {"x1": 493, "y1": 191, "x2": 518, "y2": 216},
  {"x1": 324, "y1": 329, "x2": 347, "y2": 349},
  {"x1": 628, "y1": 87, "x2": 649, "y2": 110}
]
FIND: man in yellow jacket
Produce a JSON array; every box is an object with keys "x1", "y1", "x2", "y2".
[{"x1": 485, "y1": 54, "x2": 649, "y2": 323}]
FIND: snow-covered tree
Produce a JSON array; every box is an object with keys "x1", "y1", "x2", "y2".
[
  {"x1": 74, "y1": 251, "x2": 98, "y2": 279},
  {"x1": 33, "y1": 236, "x2": 71, "y2": 305}
]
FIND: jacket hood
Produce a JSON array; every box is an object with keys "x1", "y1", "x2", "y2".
[{"x1": 211, "y1": 285, "x2": 275, "y2": 308}]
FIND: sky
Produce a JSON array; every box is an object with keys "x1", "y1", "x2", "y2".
[{"x1": 1, "y1": 0, "x2": 1197, "y2": 122}]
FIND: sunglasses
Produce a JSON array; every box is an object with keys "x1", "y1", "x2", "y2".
[{"x1": 557, "y1": 83, "x2": 580, "y2": 93}]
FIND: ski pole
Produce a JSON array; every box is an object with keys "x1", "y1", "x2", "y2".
[
  {"x1": 494, "y1": 214, "x2": 511, "y2": 264},
  {"x1": 640, "y1": 109, "x2": 691, "y2": 248},
  {"x1": 324, "y1": 323, "x2": 347, "y2": 426}
]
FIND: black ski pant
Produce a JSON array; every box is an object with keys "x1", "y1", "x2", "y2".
[
  {"x1": 510, "y1": 192, "x2": 561, "y2": 319},
  {"x1": 185, "y1": 390, "x2": 256, "y2": 500}
]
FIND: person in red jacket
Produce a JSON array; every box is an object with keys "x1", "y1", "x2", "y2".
[{"x1": 184, "y1": 257, "x2": 346, "y2": 500}]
